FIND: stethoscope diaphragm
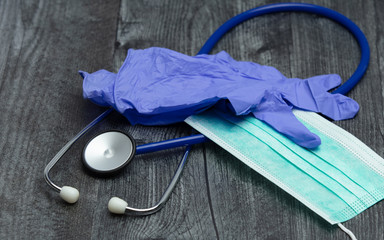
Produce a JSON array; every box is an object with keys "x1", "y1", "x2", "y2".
[{"x1": 82, "y1": 131, "x2": 136, "y2": 174}]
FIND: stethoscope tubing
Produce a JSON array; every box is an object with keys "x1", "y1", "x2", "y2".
[
  {"x1": 44, "y1": 108, "x2": 114, "y2": 192},
  {"x1": 198, "y1": 2, "x2": 370, "y2": 95},
  {"x1": 136, "y1": 134, "x2": 208, "y2": 155}
]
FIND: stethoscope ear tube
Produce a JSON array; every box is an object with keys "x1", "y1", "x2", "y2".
[
  {"x1": 108, "y1": 145, "x2": 191, "y2": 215},
  {"x1": 44, "y1": 108, "x2": 113, "y2": 203}
]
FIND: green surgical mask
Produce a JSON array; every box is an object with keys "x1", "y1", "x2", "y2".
[{"x1": 185, "y1": 108, "x2": 384, "y2": 239}]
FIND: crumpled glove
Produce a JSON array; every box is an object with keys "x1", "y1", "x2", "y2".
[{"x1": 80, "y1": 47, "x2": 359, "y2": 148}]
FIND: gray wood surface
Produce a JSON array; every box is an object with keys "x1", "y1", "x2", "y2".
[{"x1": 1, "y1": 0, "x2": 383, "y2": 239}]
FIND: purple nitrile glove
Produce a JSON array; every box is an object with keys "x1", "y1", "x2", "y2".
[{"x1": 80, "y1": 47, "x2": 359, "y2": 148}]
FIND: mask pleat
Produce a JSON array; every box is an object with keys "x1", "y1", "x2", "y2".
[
  {"x1": 185, "y1": 109, "x2": 384, "y2": 224},
  {"x1": 294, "y1": 110, "x2": 384, "y2": 176},
  {"x1": 197, "y1": 109, "x2": 357, "y2": 221},
  {"x1": 241, "y1": 114, "x2": 378, "y2": 206},
  {"x1": 217, "y1": 111, "x2": 363, "y2": 213},
  {"x1": 294, "y1": 111, "x2": 384, "y2": 203}
]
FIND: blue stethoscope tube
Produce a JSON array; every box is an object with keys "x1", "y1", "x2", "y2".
[
  {"x1": 198, "y1": 2, "x2": 370, "y2": 95},
  {"x1": 136, "y1": 134, "x2": 208, "y2": 155}
]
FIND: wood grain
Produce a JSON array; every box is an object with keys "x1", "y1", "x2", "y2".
[{"x1": 0, "y1": 0, "x2": 383, "y2": 239}]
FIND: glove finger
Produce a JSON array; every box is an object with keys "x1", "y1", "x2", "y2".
[
  {"x1": 306, "y1": 75, "x2": 359, "y2": 119},
  {"x1": 304, "y1": 74, "x2": 342, "y2": 92},
  {"x1": 253, "y1": 93, "x2": 321, "y2": 148},
  {"x1": 283, "y1": 74, "x2": 341, "y2": 107},
  {"x1": 282, "y1": 76, "x2": 359, "y2": 120},
  {"x1": 308, "y1": 92, "x2": 359, "y2": 120},
  {"x1": 284, "y1": 89, "x2": 359, "y2": 120}
]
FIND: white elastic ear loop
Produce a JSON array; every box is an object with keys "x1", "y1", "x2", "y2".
[{"x1": 338, "y1": 223, "x2": 357, "y2": 240}]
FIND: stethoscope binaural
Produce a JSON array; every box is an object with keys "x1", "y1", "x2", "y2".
[
  {"x1": 44, "y1": 108, "x2": 208, "y2": 215},
  {"x1": 44, "y1": 3, "x2": 370, "y2": 216}
]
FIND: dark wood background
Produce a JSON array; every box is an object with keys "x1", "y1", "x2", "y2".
[{"x1": 1, "y1": 0, "x2": 383, "y2": 239}]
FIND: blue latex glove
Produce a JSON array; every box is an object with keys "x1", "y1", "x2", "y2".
[{"x1": 80, "y1": 47, "x2": 359, "y2": 148}]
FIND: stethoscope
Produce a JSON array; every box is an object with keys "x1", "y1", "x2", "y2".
[{"x1": 44, "y1": 3, "x2": 370, "y2": 216}]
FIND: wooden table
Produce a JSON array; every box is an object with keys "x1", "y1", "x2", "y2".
[{"x1": 1, "y1": 0, "x2": 383, "y2": 239}]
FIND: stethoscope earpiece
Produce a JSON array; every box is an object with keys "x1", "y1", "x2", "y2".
[
  {"x1": 108, "y1": 197, "x2": 128, "y2": 214},
  {"x1": 60, "y1": 186, "x2": 80, "y2": 204}
]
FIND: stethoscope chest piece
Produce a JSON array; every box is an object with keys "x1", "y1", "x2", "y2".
[{"x1": 83, "y1": 131, "x2": 136, "y2": 174}]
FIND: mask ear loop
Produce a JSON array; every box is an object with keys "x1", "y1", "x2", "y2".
[{"x1": 338, "y1": 223, "x2": 357, "y2": 240}]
